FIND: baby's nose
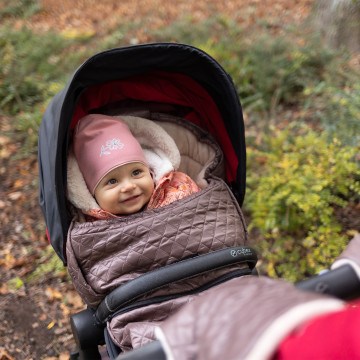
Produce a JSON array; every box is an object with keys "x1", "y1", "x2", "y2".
[{"x1": 120, "y1": 180, "x2": 136, "y2": 192}]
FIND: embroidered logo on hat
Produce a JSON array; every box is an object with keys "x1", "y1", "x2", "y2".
[{"x1": 100, "y1": 138, "x2": 124, "y2": 157}]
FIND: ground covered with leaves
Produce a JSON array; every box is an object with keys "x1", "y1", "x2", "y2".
[{"x1": 0, "y1": 1, "x2": 319, "y2": 359}]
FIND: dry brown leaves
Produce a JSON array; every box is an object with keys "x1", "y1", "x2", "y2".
[{"x1": 23, "y1": 0, "x2": 314, "y2": 41}]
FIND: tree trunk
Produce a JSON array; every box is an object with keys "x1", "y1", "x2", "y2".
[{"x1": 311, "y1": 0, "x2": 360, "y2": 52}]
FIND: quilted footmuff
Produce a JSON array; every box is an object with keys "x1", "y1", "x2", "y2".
[{"x1": 66, "y1": 177, "x2": 248, "y2": 350}]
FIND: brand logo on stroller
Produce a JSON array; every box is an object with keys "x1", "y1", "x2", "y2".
[
  {"x1": 230, "y1": 248, "x2": 251, "y2": 257},
  {"x1": 100, "y1": 138, "x2": 124, "y2": 157}
]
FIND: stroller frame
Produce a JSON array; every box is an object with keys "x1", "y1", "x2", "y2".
[{"x1": 38, "y1": 43, "x2": 360, "y2": 360}]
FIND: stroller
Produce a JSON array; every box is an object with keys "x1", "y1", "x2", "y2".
[{"x1": 38, "y1": 43, "x2": 360, "y2": 360}]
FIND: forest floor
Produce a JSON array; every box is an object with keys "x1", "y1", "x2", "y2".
[{"x1": 0, "y1": 1, "x2": 314, "y2": 359}]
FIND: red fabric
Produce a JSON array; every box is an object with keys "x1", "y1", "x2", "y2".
[
  {"x1": 147, "y1": 170, "x2": 200, "y2": 209},
  {"x1": 275, "y1": 300, "x2": 360, "y2": 360},
  {"x1": 71, "y1": 71, "x2": 238, "y2": 182}
]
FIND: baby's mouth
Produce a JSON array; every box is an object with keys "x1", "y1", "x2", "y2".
[{"x1": 121, "y1": 194, "x2": 141, "y2": 203}]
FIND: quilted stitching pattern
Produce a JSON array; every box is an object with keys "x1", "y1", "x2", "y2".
[
  {"x1": 67, "y1": 178, "x2": 247, "y2": 308},
  {"x1": 108, "y1": 297, "x2": 190, "y2": 349}
]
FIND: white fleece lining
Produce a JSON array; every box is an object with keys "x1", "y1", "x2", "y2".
[
  {"x1": 156, "y1": 121, "x2": 216, "y2": 185},
  {"x1": 120, "y1": 116, "x2": 181, "y2": 182},
  {"x1": 244, "y1": 299, "x2": 344, "y2": 360},
  {"x1": 67, "y1": 149, "x2": 100, "y2": 211},
  {"x1": 331, "y1": 259, "x2": 360, "y2": 280}
]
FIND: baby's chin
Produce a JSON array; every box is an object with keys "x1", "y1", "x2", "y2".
[{"x1": 114, "y1": 200, "x2": 150, "y2": 216}]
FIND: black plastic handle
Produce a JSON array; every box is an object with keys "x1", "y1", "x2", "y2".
[
  {"x1": 95, "y1": 246, "x2": 257, "y2": 324},
  {"x1": 295, "y1": 264, "x2": 360, "y2": 300}
]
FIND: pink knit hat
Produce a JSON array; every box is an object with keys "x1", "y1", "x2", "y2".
[{"x1": 73, "y1": 114, "x2": 148, "y2": 194}]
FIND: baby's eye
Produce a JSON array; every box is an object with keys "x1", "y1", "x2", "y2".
[
  {"x1": 107, "y1": 178, "x2": 117, "y2": 185},
  {"x1": 132, "y1": 169, "x2": 142, "y2": 177}
]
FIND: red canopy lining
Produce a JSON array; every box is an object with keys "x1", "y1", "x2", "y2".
[{"x1": 71, "y1": 71, "x2": 238, "y2": 182}]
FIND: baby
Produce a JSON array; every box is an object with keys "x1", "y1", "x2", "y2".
[{"x1": 72, "y1": 114, "x2": 199, "y2": 219}]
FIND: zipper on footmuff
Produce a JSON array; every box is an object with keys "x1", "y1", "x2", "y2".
[{"x1": 108, "y1": 268, "x2": 251, "y2": 321}]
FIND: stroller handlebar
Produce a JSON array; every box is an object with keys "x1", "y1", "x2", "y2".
[
  {"x1": 295, "y1": 264, "x2": 360, "y2": 300},
  {"x1": 95, "y1": 246, "x2": 258, "y2": 325}
]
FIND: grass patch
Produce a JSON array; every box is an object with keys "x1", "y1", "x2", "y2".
[
  {"x1": 0, "y1": 24, "x2": 96, "y2": 157},
  {"x1": 0, "y1": 0, "x2": 41, "y2": 20},
  {"x1": 0, "y1": 26, "x2": 91, "y2": 115},
  {"x1": 151, "y1": 16, "x2": 354, "y2": 121},
  {"x1": 303, "y1": 81, "x2": 360, "y2": 146}
]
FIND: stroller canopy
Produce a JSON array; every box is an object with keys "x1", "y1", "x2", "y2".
[{"x1": 38, "y1": 43, "x2": 246, "y2": 264}]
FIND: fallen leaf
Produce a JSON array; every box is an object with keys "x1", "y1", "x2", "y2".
[
  {"x1": 60, "y1": 303, "x2": 70, "y2": 317},
  {"x1": 0, "y1": 254, "x2": 28, "y2": 270},
  {"x1": 19, "y1": 168, "x2": 29, "y2": 176},
  {"x1": 8, "y1": 192, "x2": 22, "y2": 201},
  {"x1": 0, "y1": 148, "x2": 12, "y2": 159},
  {"x1": 59, "y1": 353, "x2": 70, "y2": 360},
  {"x1": 0, "y1": 348, "x2": 16, "y2": 360},
  {"x1": 46, "y1": 287, "x2": 63, "y2": 301},
  {"x1": 66, "y1": 290, "x2": 85, "y2": 309},
  {"x1": 13, "y1": 179, "x2": 24, "y2": 189},
  {"x1": 0, "y1": 283, "x2": 8, "y2": 295},
  {"x1": 2, "y1": 253, "x2": 15, "y2": 267},
  {"x1": 47, "y1": 321, "x2": 55, "y2": 329},
  {"x1": 0, "y1": 135, "x2": 11, "y2": 146}
]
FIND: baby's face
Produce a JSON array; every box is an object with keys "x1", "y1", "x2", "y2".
[{"x1": 94, "y1": 162, "x2": 154, "y2": 215}]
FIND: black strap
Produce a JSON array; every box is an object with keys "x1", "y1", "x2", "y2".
[{"x1": 95, "y1": 246, "x2": 257, "y2": 324}]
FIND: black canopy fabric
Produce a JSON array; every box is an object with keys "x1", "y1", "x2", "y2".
[{"x1": 38, "y1": 43, "x2": 246, "y2": 264}]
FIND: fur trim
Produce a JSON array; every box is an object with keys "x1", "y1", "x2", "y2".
[
  {"x1": 67, "y1": 148, "x2": 100, "y2": 211},
  {"x1": 120, "y1": 116, "x2": 181, "y2": 183}
]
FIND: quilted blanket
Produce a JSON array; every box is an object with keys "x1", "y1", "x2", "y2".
[{"x1": 66, "y1": 177, "x2": 248, "y2": 349}]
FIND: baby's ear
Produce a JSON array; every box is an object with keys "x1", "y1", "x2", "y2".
[
  {"x1": 93, "y1": 194, "x2": 100, "y2": 206},
  {"x1": 149, "y1": 168, "x2": 156, "y2": 186}
]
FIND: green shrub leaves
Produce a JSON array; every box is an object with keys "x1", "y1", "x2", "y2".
[{"x1": 246, "y1": 126, "x2": 360, "y2": 281}]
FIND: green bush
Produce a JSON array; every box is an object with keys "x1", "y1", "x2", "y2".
[
  {"x1": 245, "y1": 125, "x2": 360, "y2": 282},
  {"x1": 233, "y1": 36, "x2": 333, "y2": 112}
]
